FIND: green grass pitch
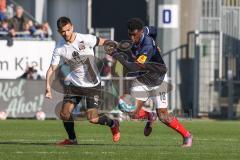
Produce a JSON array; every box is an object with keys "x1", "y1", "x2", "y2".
[{"x1": 0, "y1": 119, "x2": 239, "y2": 160}]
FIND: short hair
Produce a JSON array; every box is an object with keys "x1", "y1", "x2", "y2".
[
  {"x1": 57, "y1": 17, "x2": 72, "y2": 30},
  {"x1": 127, "y1": 18, "x2": 144, "y2": 31},
  {"x1": 16, "y1": 6, "x2": 24, "y2": 11}
]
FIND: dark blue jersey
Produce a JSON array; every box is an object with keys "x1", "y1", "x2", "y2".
[
  {"x1": 126, "y1": 34, "x2": 166, "y2": 86},
  {"x1": 131, "y1": 34, "x2": 165, "y2": 66},
  {"x1": 112, "y1": 29, "x2": 167, "y2": 86},
  {"x1": 144, "y1": 26, "x2": 157, "y2": 40}
]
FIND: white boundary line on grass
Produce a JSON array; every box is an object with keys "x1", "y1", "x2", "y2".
[
  {"x1": 0, "y1": 151, "x2": 115, "y2": 155},
  {"x1": 0, "y1": 139, "x2": 104, "y2": 142},
  {"x1": 14, "y1": 151, "x2": 68, "y2": 154},
  {"x1": 172, "y1": 137, "x2": 239, "y2": 142}
]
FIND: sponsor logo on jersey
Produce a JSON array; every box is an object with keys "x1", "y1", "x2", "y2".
[{"x1": 137, "y1": 54, "x2": 147, "y2": 64}]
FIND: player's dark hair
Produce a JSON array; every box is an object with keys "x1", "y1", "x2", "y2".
[
  {"x1": 57, "y1": 17, "x2": 72, "y2": 30},
  {"x1": 127, "y1": 18, "x2": 144, "y2": 31}
]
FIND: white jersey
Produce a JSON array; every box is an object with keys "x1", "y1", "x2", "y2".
[{"x1": 51, "y1": 33, "x2": 100, "y2": 87}]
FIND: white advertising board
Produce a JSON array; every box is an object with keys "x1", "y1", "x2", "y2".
[{"x1": 0, "y1": 40, "x2": 56, "y2": 79}]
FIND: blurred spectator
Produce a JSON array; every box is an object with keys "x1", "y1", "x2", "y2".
[
  {"x1": 19, "y1": 66, "x2": 42, "y2": 80},
  {"x1": 0, "y1": 11, "x2": 6, "y2": 21},
  {"x1": 41, "y1": 21, "x2": 52, "y2": 37},
  {"x1": 19, "y1": 21, "x2": 31, "y2": 38},
  {"x1": 0, "y1": 0, "x2": 7, "y2": 21},
  {"x1": 0, "y1": 0, "x2": 7, "y2": 31},
  {"x1": 0, "y1": 0, "x2": 6, "y2": 12},
  {"x1": 34, "y1": 21, "x2": 52, "y2": 38},
  {"x1": 10, "y1": 5, "x2": 28, "y2": 31},
  {"x1": 0, "y1": 19, "x2": 15, "y2": 37},
  {"x1": 0, "y1": 18, "x2": 9, "y2": 32},
  {"x1": 27, "y1": 20, "x2": 36, "y2": 35},
  {"x1": 6, "y1": 2, "x2": 14, "y2": 18}
]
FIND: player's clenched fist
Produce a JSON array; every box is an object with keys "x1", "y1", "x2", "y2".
[{"x1": 103, "y1": 40, "x2": 118, "y2": 55}]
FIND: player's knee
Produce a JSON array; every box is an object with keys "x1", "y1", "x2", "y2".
[
  {"x1": 87, "y1": 114, "x2": 99, "y2": 124},
  {"x1": 157, "y1": 109, "x2": 173, "y2": 124},
  {"x1": 87, "y1": 109, "x2": 99, "y2": 124},
  {"x1": 88, "y1": 118, "x2": 99, "y2": 124},
  {"x1": 60, "y1": 111, "x2": 71, "y2": 121},
  {"x1": 158, "y1": 113, "x2": 172, "y2": 124}
]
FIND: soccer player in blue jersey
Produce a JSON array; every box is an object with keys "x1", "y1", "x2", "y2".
[{"x1": 108, "y1": 18, "x2": 192, "y2": 147}]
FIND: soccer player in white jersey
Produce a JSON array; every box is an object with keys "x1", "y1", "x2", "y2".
[{"x1": 45, "y1": 17, "x2": 120, "y2": 145}]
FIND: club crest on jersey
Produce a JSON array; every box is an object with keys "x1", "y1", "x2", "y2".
[
  {"x1": 137, "y1": 54, "x2": 147, "y2": 64},
  {"x1": 72, "y1": 51, "x2": 87, "y2": 63},
  {"x1": 78, "y1": 41, "x2": 85, "y2": 51}
]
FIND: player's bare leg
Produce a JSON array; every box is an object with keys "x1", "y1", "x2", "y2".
[
  {"x1": 58, "y1": 101, "x2": 77, "y2": 145},
  {"x1": 86, "y1": 108, "x2": 99, "y2": 124},
  {"x1": 156, "y1": 108, "x2": 192, "y2": 147},
  {"x1": 87, "y1": 108, "x2": 120, "y2": 142}
]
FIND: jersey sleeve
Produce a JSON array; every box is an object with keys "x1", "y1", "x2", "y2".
[
  {"x1": 84, "y1": 34, "x2": 98, "y2": 48},
  {"x1": 50, "y1": 48, "x2": 61, "y2": 65}
]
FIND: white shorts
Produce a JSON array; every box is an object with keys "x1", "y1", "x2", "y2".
[{"x1": 130, "y1": 76, "x2": 169, "y2": 109}]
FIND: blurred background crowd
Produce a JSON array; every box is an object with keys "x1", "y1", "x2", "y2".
[{"x1": 0, "y1": 0, "x2": 52, "y2": 39}]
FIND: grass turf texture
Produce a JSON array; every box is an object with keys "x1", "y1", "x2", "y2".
[{"x1": 0, "y1": 119, "x2": 239, "y2": 160}]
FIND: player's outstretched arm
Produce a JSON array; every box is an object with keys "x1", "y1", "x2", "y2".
[
  {"x1": 98, "y1": 37, "x2": 108, "y2": 46},
  {"x1": 45, "y1": 64, "x2": 58, "y2": 99}
]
